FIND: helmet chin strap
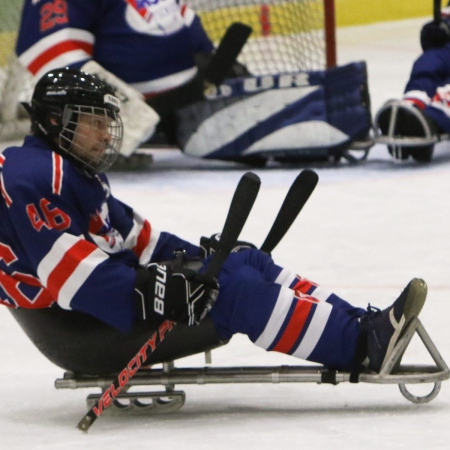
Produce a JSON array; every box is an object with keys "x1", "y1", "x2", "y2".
[{"x1": 21, "y1": 102, "x2": 50, "y2": 137}]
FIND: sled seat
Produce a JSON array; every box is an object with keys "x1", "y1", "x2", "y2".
[{"x1": 9, "y1": 306, "x2": 225, "y2": 375}]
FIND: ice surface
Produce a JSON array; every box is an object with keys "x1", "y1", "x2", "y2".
[{"x1": 1, "y1": 18, "x2": 449, "y2": 449}]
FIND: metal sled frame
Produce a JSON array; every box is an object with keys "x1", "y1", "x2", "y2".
[
  {"x1": 55, "y1": 318, "x2": 449, "y2": 413},
  {"x1": 373, "y1": 99, "x2": 450, "y2": 150},
  {"x1": 341, "y1": 137, "x2": 374, "y2": 163}
]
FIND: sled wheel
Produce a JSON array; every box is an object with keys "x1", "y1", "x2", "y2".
[{"x1": 398, "y1": 381, "x2": 441, "y2": 404}]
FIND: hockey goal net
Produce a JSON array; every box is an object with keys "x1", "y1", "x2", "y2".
[
  {"x1": 0, "y1": 0, "x2": 336, "y2": 142},
  {"x1": 190, "y1": 0, "x2": 336, "y2": 74}
]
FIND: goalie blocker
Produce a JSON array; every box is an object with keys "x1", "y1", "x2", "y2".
[{"x1": 175, "y1": 62, "x2": 372, "y2": 164}]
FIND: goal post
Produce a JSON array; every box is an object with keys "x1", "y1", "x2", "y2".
[{"x1": 324, "y1": 0, "x2": 337, "y2": 67}]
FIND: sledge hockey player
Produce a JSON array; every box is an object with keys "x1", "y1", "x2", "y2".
[
  {"x1": 15, "y1": 0, "x2": 371, "y2": 165},
  {"x1": 0, "y1": 68, "x2": 427, "y2": 379},
  {"x1": 374, "y1": 3, "x2": 450, "y2": 162}
]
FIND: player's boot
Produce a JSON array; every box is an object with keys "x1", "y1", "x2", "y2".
[
  {"x1": 375, "y1": 100, "x2": 436, "y2": 162},
  {"x1": 361, "y1": 278, "x2": 427, "y2": 373}
]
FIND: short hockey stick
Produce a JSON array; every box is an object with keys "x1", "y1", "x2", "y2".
[
  {"x1": 77, "y1": 172, "x2": 261, "y2": 432},
  {"x1": 147, "y1": 22, "x2": 252, "y2": 114},
  {"x1": 260, "y1": 169, "x2": 319, "y2": 254},
  {"x1": 204, "y1": 22, "x2": 253, "y2": 87}
]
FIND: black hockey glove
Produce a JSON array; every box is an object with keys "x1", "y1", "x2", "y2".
[
  {"x1": 134, "y1": 264, "x2": 219, "y2": 327},
  {"x1": 200, "y1": 232, "x2": 257, "y2": 257},
  {"x1": 420, "y1": 19, "x2": 450, "y2": 52}
]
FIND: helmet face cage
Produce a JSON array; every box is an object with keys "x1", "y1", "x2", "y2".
[
  {"x1": 28, "y1": 68, "x2": 123, "y2": 175},
  {"x1": 59, "y1": 104, "x2": 123, "y2": 175}
]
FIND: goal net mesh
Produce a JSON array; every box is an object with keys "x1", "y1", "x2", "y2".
[{"x1": 189, "y1": 0, "x2": 334, "y2": 75}]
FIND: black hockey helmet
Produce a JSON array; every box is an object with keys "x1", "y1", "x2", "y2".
[{"x1": 25, "y1": 67, "x2": 123, "y2": 176}]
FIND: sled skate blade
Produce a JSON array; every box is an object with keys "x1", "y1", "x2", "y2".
[{"x1": 86, "y1": 390, "x2": 186, "y2": 414}]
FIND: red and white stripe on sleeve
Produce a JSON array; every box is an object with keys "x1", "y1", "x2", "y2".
[
  {"x1": 18, "y1": 28, "x2": 94, "y2": 79},
  {"x1": 123, "y1": 211, "x2": 161, "y2": 266},
  {"x1": 37, "y1": 233, "x2": 109, "y2": 310}
]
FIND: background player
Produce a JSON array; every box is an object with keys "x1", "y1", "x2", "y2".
[{"x1": 375, "y1": 2, "x2": 450, "y2": 162}]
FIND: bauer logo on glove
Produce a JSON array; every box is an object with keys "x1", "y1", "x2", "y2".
[{"x1": 134, "y1": 263, "x2": 219, "y2": 327}]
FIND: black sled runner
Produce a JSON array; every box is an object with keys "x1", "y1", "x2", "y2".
[{"x1": 8, "y1": 170, "x2": 450, "y2": 430}]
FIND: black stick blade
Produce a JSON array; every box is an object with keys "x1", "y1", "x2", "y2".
[
  {"x1": 260, "y1": 169, "x2": 318, "y2": 254},
  {"x1": 204, "y1": 22, "x2": 253, "y2": 87},
  {"x1": 205, "y1": 171, "x2": 260, "y2": 278},
  {"x1": 434, "y1": 0, "x2": 441, "y2": 24}
]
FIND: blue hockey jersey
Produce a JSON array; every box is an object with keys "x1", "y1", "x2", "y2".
[
  {"x1": 0, "y1": 136, "x2": 200, "y2": 332},
  {"x1": 0, "y1": 137, "x2": 366, "y2": 371},
  {"x1": 403, "y1": 44, "x2": 450, "y2": 132},
  {"x1": 16, "y1": 0, "x2": 214, "y2": 96}
]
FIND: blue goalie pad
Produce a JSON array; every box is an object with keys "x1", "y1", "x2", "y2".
[{"x1": 175, "y1": 61, "x2": 372, "y2": 163}]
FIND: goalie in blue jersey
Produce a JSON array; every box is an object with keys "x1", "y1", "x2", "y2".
[{"x1": 0, "y1": 67, "x2": 427, "y2": 377}]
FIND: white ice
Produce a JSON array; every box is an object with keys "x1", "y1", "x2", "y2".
[{"x1": 1, "y1": 18, "x2": 450, "y2": 449}]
